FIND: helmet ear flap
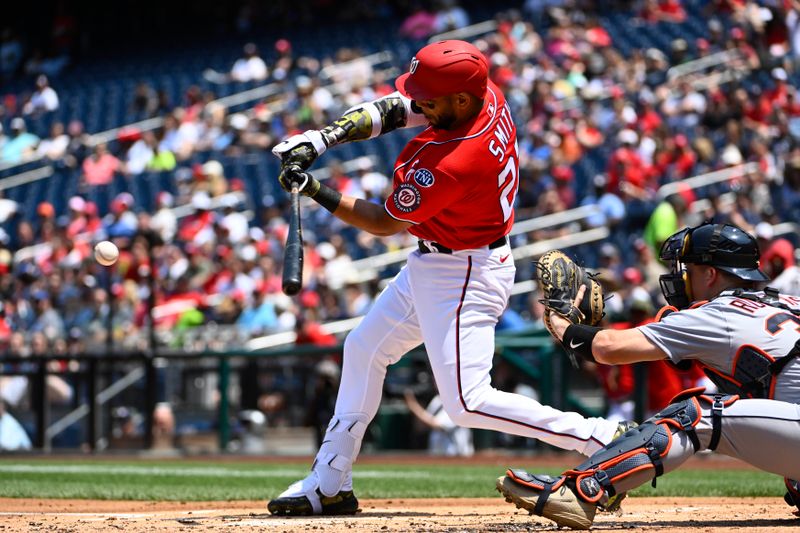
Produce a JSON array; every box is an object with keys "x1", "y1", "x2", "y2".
[{"x1": 680, "y1": 228, "x2": 692, "y2": 258}]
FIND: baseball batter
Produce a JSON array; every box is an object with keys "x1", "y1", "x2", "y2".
[
  {"x1": 267, "y1": 40, "x2": 627, "y2": 516},
  {"x1": 498, "y1": 222, "x2": 800, "y2": 529}
]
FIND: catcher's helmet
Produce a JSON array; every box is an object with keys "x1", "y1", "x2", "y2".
[
  {"x1": 659, "y1": 222, "x2": 769, "y2": 308},
  {"x1": 395, "y1": 40, "x2": 488, "y2": 101}
]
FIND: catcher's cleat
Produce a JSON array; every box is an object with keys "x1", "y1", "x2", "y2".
[
  {"x1": 268, "y1": 489, "x2": 359, "y2": 516},
  {"x1": 496, "y1": 470, "x2": 596, "y2": 530}
]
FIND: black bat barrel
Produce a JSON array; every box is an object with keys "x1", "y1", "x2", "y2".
[{"x1": 282, "y1": 187, "x2": 303, "y2": 295}]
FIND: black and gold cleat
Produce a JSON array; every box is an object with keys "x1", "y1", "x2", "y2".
[{"x1": 268, "y1": 489, "x2": 359, "y2": 516}]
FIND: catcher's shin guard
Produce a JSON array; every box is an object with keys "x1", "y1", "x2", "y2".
[
  {"x1": 564, "y1": 389, "x2": 737, "y2": 503},
  {"x1": 497, "y1": 470, "x2": 597, "y2": 530}
]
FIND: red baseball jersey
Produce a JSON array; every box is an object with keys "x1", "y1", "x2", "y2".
[{"x1": 384, "y1": 81, "x2": 519, "y2": 249}]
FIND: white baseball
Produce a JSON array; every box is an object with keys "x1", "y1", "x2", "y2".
[{"x1": 94, "y1": 241, "x2": 119, "y2": 266}]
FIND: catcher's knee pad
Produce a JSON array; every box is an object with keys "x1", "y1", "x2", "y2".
[{"x1": 313, "y1": 413, "x2": 369, "y2": 497}]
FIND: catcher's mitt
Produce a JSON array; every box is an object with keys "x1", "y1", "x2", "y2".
[{"x1": 535, "y1": 250, "x2": 605, "y2": 337}]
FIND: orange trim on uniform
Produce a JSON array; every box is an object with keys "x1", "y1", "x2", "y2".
[
  {"x1": 655, "y1": 305, "x2": 679, "y2": 322},
  {"x1": 667, "y1": 386, "x2": 706, "y2": 404}
]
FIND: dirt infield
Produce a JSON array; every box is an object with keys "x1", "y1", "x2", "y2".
[{"x1": 1, "y1": 497, "x2": 798, "y2": 532}]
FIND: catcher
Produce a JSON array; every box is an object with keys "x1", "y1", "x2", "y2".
[{"x1": 497, "y1": 222, "x2": 800, "y2": 529}]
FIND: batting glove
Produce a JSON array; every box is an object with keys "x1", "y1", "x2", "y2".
[
  {"x1": 272, "y1": 130, "x2": 327, "y2": 170},
  {"x1": 278, "y1": 165, "x2": 321, "y2": 197}
]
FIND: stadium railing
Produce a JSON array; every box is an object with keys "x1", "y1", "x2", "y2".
[
  {"x1": 427, "y1": 19, "x2": 498, "y2": 44},
  {"x1": 657, "y1": 162, "x2": 759, "y2": 200},
  {"x1": 666, "y1": 49, "x2": 748, "y2": 82}
]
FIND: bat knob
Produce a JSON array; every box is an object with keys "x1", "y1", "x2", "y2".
[{"x1": 283, "y1": 280, "x2": 302, "y2": 296}]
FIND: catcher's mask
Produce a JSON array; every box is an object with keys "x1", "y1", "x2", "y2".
[{"x1": 659, "y1": 222, "x2": 769, "y2": 309}]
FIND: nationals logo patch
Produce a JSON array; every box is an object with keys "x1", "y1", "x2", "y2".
[
  {"x1": 413, "y1": 168, "x2": 434, "y2": 188},
  {"x1": 393, "y1": 183, "x2": 421, "y2": 213},
  {"x1": 410, "y1": 57, "x2": 419, "y2": 74}
]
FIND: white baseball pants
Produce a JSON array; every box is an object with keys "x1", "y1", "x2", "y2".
[{"x1": 327, "y1": 243, "x2": 616, "y2": 478}]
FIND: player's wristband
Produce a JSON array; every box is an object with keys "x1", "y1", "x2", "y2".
[
  {"x1": 562, "y1": 324, "x2": 601, "y2": 363},
  {"x1": 311, "y1": 182, "x2": 342, "y2": 213}
]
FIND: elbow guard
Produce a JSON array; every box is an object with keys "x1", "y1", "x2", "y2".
[{"x1": 321, "y1": 91, "x2": 424, "y2": 147}]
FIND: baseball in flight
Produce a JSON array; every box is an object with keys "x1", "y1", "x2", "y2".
[{"x1": 94, "y1": 240, "x2": 119, "y2": 266}]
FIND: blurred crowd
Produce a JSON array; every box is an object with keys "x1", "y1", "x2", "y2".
[
  {"x1": 1, "y1": 0, "x2": 800, "y2": 449},
  {"x1": 1, "y1": 0, "x2": 799, "y2": 351}
]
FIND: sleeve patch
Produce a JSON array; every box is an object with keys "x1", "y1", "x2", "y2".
[
  {"x1": 392, "y1": 183, "x2": 421, "y2": 213},
  {"x1": 413, "y1": 168, "x2": 435, "y2": 187}
]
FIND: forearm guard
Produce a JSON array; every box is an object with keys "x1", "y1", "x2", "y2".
[{"x1": 320, "y1": 97, "x2": 408, "y2": 148}]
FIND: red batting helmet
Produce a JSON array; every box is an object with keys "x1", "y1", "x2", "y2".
[{"x1": 395, "y1": 40, "x2": 488, "y2": 101}]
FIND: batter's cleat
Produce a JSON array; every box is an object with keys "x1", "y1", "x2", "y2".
[
  {"x1": 784, "y1": 478, "x2": 800, "y2": 516},
  {"x1": 612, "y1": 419, "x2": 638, "y2": 440},
  {"x1": 599, "y1": 420, "x2": 639, "y2": 514},
  {"x1": 268, "y1": 473, "x2": 359, "y2": 516},
  {"x1": 496, "y1": 470, "x2": 596, "y2": 530},
  {"x1": 601, "y1": 491, "x2": 626, "y2": 513},
  {"x1": 268, "y1": 489, "x2": 358, "y2": 516}
]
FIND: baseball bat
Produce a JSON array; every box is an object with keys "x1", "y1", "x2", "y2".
[{"x1": 282, "y1": 183, "x2": 304, "y2": 295}]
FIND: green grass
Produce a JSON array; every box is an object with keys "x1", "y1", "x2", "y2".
[{"x1": 0, "y1": 459, "x2": 786, "y2": 501}]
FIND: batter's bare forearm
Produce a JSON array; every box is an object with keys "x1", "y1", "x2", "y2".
[
  {"x1": 330, "y1": 195, "x2": 410, "y2": 237},
  {"x1": 320, "y1": 97, "x2": 408, "y2": 147}
]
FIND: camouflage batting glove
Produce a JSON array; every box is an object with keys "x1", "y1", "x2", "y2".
[{"x1": 272, "y1": 130, "x2": 327, "y2": 170}]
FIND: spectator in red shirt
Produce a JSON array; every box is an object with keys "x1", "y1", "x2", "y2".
[
  {"x1": 728, "y1": 26, "x2": 761, "y2": 70},
  {"x1": 641, "y1": 0, "x2": 687, "y2": 23},
  {"x1": 755, "y1": 222, "x2": 797, "y2": 279},
  {"x1": 636, "y1": 96, "x2": 663, "y2": 135},
  {"x1": 765, "y1": 68, "x2": 790, "y2": 107},
  {"x1": 178, "y1": 192, "x2": 216, "y2": 245},
  {"x1": 607, "y1": 129, "x2": 646, "y2": 194},
  {"x1": 552, "y1": 165, "x2": 576, "y2": 208},
  {"x1": 672, "y1": 134, "x2": 697, "y2": 179}
]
